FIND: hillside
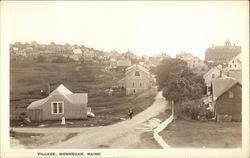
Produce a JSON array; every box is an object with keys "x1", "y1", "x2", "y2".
[{"x1": 10, "y1": 59, "x2": 157, "y2": 126}]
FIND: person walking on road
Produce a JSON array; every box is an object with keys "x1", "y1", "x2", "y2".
[{"x1": 128, "y1": 108, "x2": 133, "y2": 120}]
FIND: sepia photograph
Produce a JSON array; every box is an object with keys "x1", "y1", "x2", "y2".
[{"x1": 0, "y1": 1, "x2": 249, "y2": 158}]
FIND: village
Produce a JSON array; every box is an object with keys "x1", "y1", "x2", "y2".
[{"x1": 9, "y1": 39, "x2": 242, "y2": 149}]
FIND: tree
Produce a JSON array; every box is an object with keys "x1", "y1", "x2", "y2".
[{"x1": 156, "y1": 58, "x2": 204, "y2": 104}]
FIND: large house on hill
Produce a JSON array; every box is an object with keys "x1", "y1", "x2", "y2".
[
  {"x1": 211, "y1": 77, "x2": 242, "y2": 121},
  {"x1": 124, "y1": 64, "x2": 151, "y2": 95},
  {"x1": 27, "y1": 84, "x2": 88, "y2": 122},
  {"x1": 205, "y1": 40, "x2": 241, "y2": 64}
]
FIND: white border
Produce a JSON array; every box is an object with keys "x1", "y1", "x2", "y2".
[{"x1": 0, "y1": 1, "x2": 249, "y2": 158}]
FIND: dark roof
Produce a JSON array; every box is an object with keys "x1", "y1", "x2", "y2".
[{"x1": 212, "y1": 77, "x2": 241, "y2": 101}]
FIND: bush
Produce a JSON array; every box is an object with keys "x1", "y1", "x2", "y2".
[
  {"x1": 205, "y1": 110, "x2": 214, "y2": 119},
  {"x1": 190, "y1": 107, "x2": 200, "y2": 120}
]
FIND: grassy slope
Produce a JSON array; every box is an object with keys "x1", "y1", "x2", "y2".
[
  {"x1": 10, "y1": 60, "x2": 157, "y2": 126},
  {"x1": 160, "y1": 120, "x2": 241, "y2": 148}
]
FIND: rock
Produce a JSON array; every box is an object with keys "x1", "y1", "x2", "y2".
[
  {"x1": 39, "y1": 124, "x2": 47, "y2": 127},
  {"x1": 120, "y1": 118, "x2": 127, "y2": 121}
]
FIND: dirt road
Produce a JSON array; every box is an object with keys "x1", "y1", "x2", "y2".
[{"x1": 12, "y1": 91, "x2": 169, "y2": 149}]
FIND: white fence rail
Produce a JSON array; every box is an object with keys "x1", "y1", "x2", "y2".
[{"x1": 153, "y1": 103, "x2": 174, "y2": 149}]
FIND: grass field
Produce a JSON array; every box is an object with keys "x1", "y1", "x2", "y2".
[
  {"x1": 10, "y1": 59, "x2": 157, "y2": 127},
  {"x1": 160, "y1": 120, "x2": 241, "y2": 148}
]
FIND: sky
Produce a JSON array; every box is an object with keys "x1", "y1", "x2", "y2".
[{"x1": 2, "y1": 1, "x2": 249, "y2": 59}]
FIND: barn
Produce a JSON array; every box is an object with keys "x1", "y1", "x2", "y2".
[
  {"x1": 212, "y1": 77, "x2": 242, "y2": 121},
  {"x1": 124, "y1": 64, "x2": 151, "y2": 95},
  {"x1": 27, "y1": 84, "x2": 88, "y2": 122}
]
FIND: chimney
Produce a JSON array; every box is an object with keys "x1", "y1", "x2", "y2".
[{"x1": 47, "y1": 83, "x2": 50, "y2": 95}]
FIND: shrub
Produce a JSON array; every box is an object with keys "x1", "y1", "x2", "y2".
[
  {"x1": 205, "y1": 110, "x2": 214, "y2": 119},
  {"x1": 190, "y1": 107, "x2": 200, "y2": 120}
]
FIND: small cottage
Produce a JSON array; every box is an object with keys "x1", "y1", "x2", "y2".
[
  {"x1": 211, "y1": 77, "x2": 242, "y2": 121},
  {"x1": 27, "y1": 84, "x2": 88, "y2": 122}
]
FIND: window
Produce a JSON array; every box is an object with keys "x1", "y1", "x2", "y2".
[
  {"x1": 229, "y1": 64, "x2": 231, "y2": 68},
  {"x1": 51, "y1": 101, "x2": 64, "y2": 114},
  {"x1": 135, "y1": 71, "x2": 140, "y2": 76},
  {"x1": 132, "y1": 82, "x2": 135, "y2": 87},
  {"x1": 234, "y1": 64, "x2": 237, "y2": 68},
  {"x1": 212, "y1": 74, "x2": 215, "y2": 78},
  {"x1": 229, "y1": 91, "x2": 234, "y2": 98},
  {"x1": 232, "y1": 60, "x2": 234, "y2": 64},
  {"x1": 133, "y1": 89, "x2": 136, "y2": 94},
  {"x1": 140, "y1": 82, "x2": 142, "y2": 87}
]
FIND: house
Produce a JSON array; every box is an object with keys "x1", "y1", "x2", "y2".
[
  {"x1": 228, "y1": 70, "x2": 242, "y2": 84},
  {"x1": 13, "y1": 47, "x2": 19, "y2": 51},
  {"x1": 15, "y1": 50, "x2": 27, "y2": 57},
  {"x1": 211, "y1": 77, "x2": 241, "y2": 121},
  {"x1": 228, "y1": 53, "x2": 241, "y2": 71},
  {"x1": 205, "y1": 40, "x2": 241, "y2": 64},
  {"x1": 109, "y1": 57, "x2": 118, "y2": 69},
  {"x1": 27, "y1": 84, "x2": 88, "y2": 122},
  {"x1": 69, "y1": 54, "x2": 80, "y2": 61},
  {"x1": 203, "y1": 65, "x2": 226, "y2": 95},
  {"x1": 124, "y1": 64, "x2": 151, "y2": 95},
  {"x1": 186, "y1": 56, "x2": 208, "y2": 71},
  {"x1": 176, "y1": 52, "x2": 193, "y2": 61},
  {"x1": 122, "y1": 50, "x2": 137, "y2": 60},
  {"x1": 72, "y1": 48, "x2": 82, "y2": 55},
  {"x1": 116, "y1": 58, "x2": 132, "y2": 70}
]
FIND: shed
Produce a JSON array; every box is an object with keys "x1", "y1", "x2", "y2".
[
  {"x1": 27, "y1": 84, "x2": 88, "y2": 122},
  {"x1": 212, "y1": 77, "x2": 242, "y2": 121}
]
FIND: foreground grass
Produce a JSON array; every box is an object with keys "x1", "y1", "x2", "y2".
[
  {"x1": 160, "y1": 120, "x2": 241, "y2": 148},
  {"x1": 10, "y1": 60, "x2": 157, "y2": 127}
]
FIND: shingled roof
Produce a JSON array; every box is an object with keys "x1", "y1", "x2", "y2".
[
  {"x1": 212, "y1": 77, "x2": 241, "y2": 101},
  {"x1": 27, "y1": 84, "x2": 87, "y2": 109},
  {"x1": 125, "y1": 64, "x2": 150, "y2": 75}
]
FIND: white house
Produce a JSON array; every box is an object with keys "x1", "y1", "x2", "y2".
[
  {"x1": 72, "y1": 48, "x2": 82, "y2": 55},
  {"x1": 13, "y1": 47, "x2": 19, "y2": 51},
  {"x1": 203, "y1": 65, "x2": 226, "y2": 95},
  {"x1": 228, "y1": 53, "x2": 241, "y2": 71}
]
